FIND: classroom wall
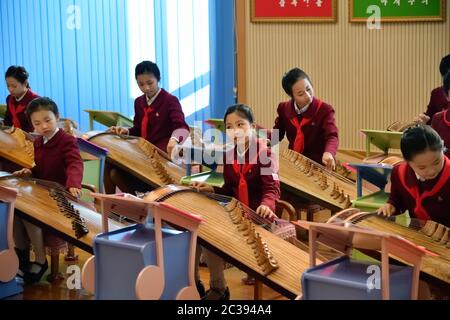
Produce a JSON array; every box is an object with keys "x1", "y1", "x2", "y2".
[{"x1": 239, "y1": 0, "x2": 450, "y2": 150}]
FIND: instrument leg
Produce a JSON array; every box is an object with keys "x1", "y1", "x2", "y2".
[{"x1": 253, "y1": 280, "x2": 263, "y2": 300}]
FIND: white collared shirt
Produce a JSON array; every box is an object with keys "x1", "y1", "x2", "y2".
[
  {"x1": 15, "y1": 89, "x2": 28, "y2": 102},
  {"x1": 43, "y1": 128, "x2": 59, "y2": 144},
  {"x1": 236, "y1": 145, "x2": 249, "y2": 158},
  {"x1": 146, "y1": 88, "x2": 161, "y2": 106},
  {"x1": 294, "y1": 101, "x2": 310, "y2": 115},
  {"x1": 235, "y1": 144, "x2": 250, "y2": 166},
  {"x1": 415, "y1": 173, "x2": 426, "y2": 182},
  {"x1": 124, "y1": 89, "x2": 162, "y2": 137}
]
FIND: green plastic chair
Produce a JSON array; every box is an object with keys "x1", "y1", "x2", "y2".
[
  {"x1": 77, "y1": 138, "x2": 108, "y2": 201},
  {"x1": 180, "y1": 170, "x2": 224, "y2": 188},
  {"x1": 204, "y1": 118, "x2": 268, "y2": 140},
  {"x1": 360, "y1": 129, "x2": 402, "y2": 158},
  {"x1": 84, "y1": 109, "x2": 133, "y2": 130},
  {"x1": 349, "y1": 163, "x2": 393, "y2": 212}
]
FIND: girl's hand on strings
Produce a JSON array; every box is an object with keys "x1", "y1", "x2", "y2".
[
  {"x1": 109, "y1": 126, "x2": 129, "y2": 135},
  {"x1": 13, "y1": 168, "x2": 32, "y2": 177},
  {"x1": 322, "y1": 152, "x2": 336, "y2": 171},
  {"x1": 190, "y1": 181, "x2": 214, "y2": 193},
  {"x1": 377, "y1": 203, "x2": 396, "y2": 217},
  {"x1": 69, "y1": 187, "x2": 82, "y2": 198},
  {"x1": 256, "y1": 205, "x2": 277, "y2": 221}
]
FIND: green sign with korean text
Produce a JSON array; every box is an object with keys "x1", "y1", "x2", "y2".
[{"x1": 350, "y1": 0, "x2": 446, "y2": 22}]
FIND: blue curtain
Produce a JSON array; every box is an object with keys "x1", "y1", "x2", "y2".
[
  {"x1": 0, "y1": 0, "x2": 235, "y2": 131},
  {"x1": 0, "y1": 0, "x2": 132, "y2": 131},
  {"x1": 154, "y1": 0, "x2": 236, "y2": 128},
  {"x1": 208, "y1": 0, "x2": 236, "y2": 120}
]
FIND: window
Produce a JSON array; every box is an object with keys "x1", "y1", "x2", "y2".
[
  {"x1": 164, "y1": 0, "x2": 211, "y2": 117},
  {"x1": 127, "y1": 0, "x2": 156, "y2": 99}
]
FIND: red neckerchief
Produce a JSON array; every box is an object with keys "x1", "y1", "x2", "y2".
[
  {"x1": 141, "y1": 103, "x2": 155, "y2": 139},
  {"x1": 398, "y1": 157, "x2": 450, "y2": 220},
  {"x1": 231, "y1": 141, "x2": 264, "y2": 206},
  {"x1": 289, "y1": 99, "x2": 323, "y2": 153}
]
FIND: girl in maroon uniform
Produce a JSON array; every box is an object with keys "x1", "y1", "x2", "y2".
[
  {"x1": 105, "y1": 61, "x2": 189, "y2": 194},
  {"x1": 273, "y1": 68, "x2": 339, "y2": 170},
  {"x1": 431, "y1": 71, "x2": 450, "y2": 158},
  {"x1": 13, "y1": 97, "x2": 83, "y2": 283},
  {"x1": 4, "y1": 65, "x2": 40, "y2": 132},
  {"x1": 416, "y1": 54, "x2": 450, "y2": 124},
  {"x1": 1, "y1": 66, "x2": 40, "y2": 173},
  {"x1": 192, "y1": 104, "x2": 281, "y2": 299},
  {"x1": 378, "y1": 125, "x2": 450, "y2": 227}
]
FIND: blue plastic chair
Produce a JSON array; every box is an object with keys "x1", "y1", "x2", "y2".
[{"x1": 0, "y1": 186, "x2": 22, "y2": 299}]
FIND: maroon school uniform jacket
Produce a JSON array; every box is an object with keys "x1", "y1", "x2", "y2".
[
  {"x1": 4, "y1": 89, "x2": 40, "y2": 133},
  {"x1": 128, "y1": 89, "x2": 190, "y2": 152},
  {"x1": 32, "y1": 129, "x2": 83, "y2": 189},
  {"x1": 388, "y1": 159, "x2": 450, "y2": 227},
  {"x1": 431, "y1": 109, "x2": 450, "y2": 158},
  {"x1": 424, "y1": 86, "x2": 449, "y2": 124},
  {"x1": 273, "y1": 97, "x2": 339, "y2": 164},
  {"x1": 213, "y1": 138, "x2": 280, "y2": 212}
]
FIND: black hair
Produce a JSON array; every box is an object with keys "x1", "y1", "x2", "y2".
[
  {"x1": 5, "y1": 65, "x2": 30, "y2": 88},
  {"x1": 439, "y1": 54, "x2": 450, "y2": 77},
  {"x1": 135, "y1": 61, "x2": 161, "y2": 81},
  {"x1": 401, "y1": 125, "x2": 444, "y2": 161},
  {"x1": 26, "y1": 97, "x2": 59, "y2": 119},
  {"x1": 281, "y1": 68, "x2": 312, "y2": 97},
  {"x1": 224, "y1": 104, "x2": 255, "y2": 124},
  {"x1": 443, "y1": 70, "x2": 450, "y2": 97}
]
